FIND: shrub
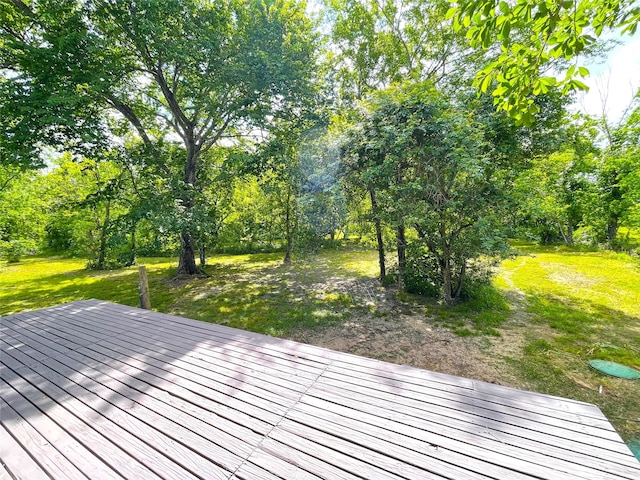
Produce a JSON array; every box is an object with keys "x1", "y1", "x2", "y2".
[{"x1": 1, "y1": 239, "x2": 36, "y2": 263}]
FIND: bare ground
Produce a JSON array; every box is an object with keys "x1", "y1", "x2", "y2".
[{"x1": 287, "y1": 276, "x2": 523, "y2": 385}]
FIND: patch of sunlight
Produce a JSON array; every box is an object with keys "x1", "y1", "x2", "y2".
[
  {"x1": 312, "y1": 309, "x2": 332, "y2": 318},
  {"x1": 543, "y1": 263, "x2": 603, "y2": 288},
  {"x1": 500, "y1": 250, "x2": 640, "y2": 318}
]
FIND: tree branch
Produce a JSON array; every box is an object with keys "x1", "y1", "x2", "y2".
[{"x1": 104, "y1": 94, "x2": 171, "y2": 176}]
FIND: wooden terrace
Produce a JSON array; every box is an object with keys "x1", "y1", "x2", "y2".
[{"x1": 1, "y1": 299, "x2": 639, "y2": 479}]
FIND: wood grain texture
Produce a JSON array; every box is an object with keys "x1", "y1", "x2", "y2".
[{"x1": 2, "y1": 299, "x2": 639, "y2": 480}]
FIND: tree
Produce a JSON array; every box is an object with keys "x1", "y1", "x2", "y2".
[
  {"x1": 1, "y1": 0, "x2": 318, "y2": 274},
  {"x1": 344, "y1": 83, "x2": 509, "y2": 302},
  {"x1": 0, "y1": 166, "x2": 47, "y2": 262},
  {"x1": 449, "y1": 0, "x2": 640, "y2": 124},
  {"x1": 326, "y1": 0, "x2": 492, "y2": 279},
  {"x1": 589, "y1": 99, "x2": 640, "y2": 247}
]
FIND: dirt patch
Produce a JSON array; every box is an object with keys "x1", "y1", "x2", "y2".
[{"x1": 287, "y1": 282, "x2": 508, "y2": 384}]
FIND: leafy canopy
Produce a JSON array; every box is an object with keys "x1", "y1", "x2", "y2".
[{"x1": 449, "y1": 0, "x2": 640, "y2": 125}]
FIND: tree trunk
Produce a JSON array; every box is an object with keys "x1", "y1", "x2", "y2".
[
  {"x1": 566, "y1": 221, "x2": 574, "y2": 246},
  {"x1": 178, "y1": 230, "x2": 199, "y2": 274},
  {"x1": 369, "y1": 188, "x2": 386, "y2": 279},
  {"x1": 442, "y1": 256, "x2": 454, "y2": 304},
  {"x1": 453, "y1": 259, "x2": 466, "y2": 300},
  {"x1": 199, "y1": 245, "x2": 206, "y2": 267},
  {"x1": 177, "y1": 140, "x2": 200, "y2": 274},
  {"x1": 396, "y1": 224, "x2": 406, "y2": 289},
  {"x1": 97, "y1": 199, "x2": 110, "y2": 270},
  {"x1": 607, "y1": 219, "x2": 619, "y2": 249},
  {"x1": 557, "y1": 220, "x2": 570, "y2": 246},
  {"x1": 123, "y1": 223, "x2": 136, "y2": 267},
  {"x1": 283, "y1": 186, "x2": 292, "y2": 264}
]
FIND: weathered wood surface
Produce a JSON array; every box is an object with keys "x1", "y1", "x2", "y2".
[{"x1": 1, "y1": 300, "x2": 639, "y2": 479}]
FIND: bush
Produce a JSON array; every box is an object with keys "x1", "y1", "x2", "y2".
[
  {"x1": 403, "y1": 245, "x2": 442, "y2": 297},
  {"x1": 1, "y1": 239, "x2": 36, "y2": 263}
]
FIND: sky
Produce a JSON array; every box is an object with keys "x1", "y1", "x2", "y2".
[{"x1": 574, "y1": 34, "x2": 640, "y2": 123}]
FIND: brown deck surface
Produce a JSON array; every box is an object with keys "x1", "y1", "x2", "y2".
[{"x1": 1, "y1": 300, "x2": 639, "y2": 479}]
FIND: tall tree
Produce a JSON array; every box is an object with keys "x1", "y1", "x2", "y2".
[
  {"x1": 344, "y1": 83, "x2": 509, "y2": 301},
  {"x1": 1, "y1": 0, "x2": 318, "y2": 273},
  {"x1": 326, "y1": 0, "x2": 485, "y2": 279}
]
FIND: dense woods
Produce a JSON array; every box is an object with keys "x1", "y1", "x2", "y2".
[{"x1": 1, "y1": 0, "x2": 639, "y2": 303}]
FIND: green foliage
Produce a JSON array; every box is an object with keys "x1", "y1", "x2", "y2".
[
  {"x1": 450, "y1": 0, "x2": 640, "y2": 124},
  {"x1": 344, "y1": 82, "x2": 511, "y2": 302},
  {"x1": 403, "y1": 244, "x2": 442, "y2": 297},
  {"x1": 0, "y1": 239, "x2": 36, "y2": 263},
  {"x1": 1, "y1": 0, "x2": 319, "y2": 273},
  {"x1": 0, "y1": 166, "x2": 48, "y2": 253}
]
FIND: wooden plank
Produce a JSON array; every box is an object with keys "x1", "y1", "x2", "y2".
[
  {"x1": 294, "y1": 394, "x2": 590, "y2": 480},
  {"x1": 18, "y1": 308, "x2": 320, "y2": 403},
  {"x1": 267, "y1": 423, "x2": 419, "y2": 480},
  {"x1": 67, "y1": 346, "x2": 273, "y2": 434},
  {"x1": 319, "y1": 366, "x2": 616, "y2": 435},
  {"x1": 305, "y1": 383, "x2": 638, "y2": 477},
  {"x1": 5, "y1": 300, "x2": 639, "y2": 480},
  {"x1": 311, "y1": 374, "x2": 632, "y2": 463},
  {"x1": 84, "y1": 301, "x2": 333, "y2": 367},
  {"x1": 0, "y1": 332, "x2": 255, "y2": 470},
  {"x1": 285, "y1": 405, "x2": 533, "y2": 480},
  {"x1": 322, "y1": 359, "x2": 604, "y2": 419},
  {"x1": 28, "y1": 306, "x2": 326, "y2": 380},
  {"x1": 229, "y1": 461, "x2": 288, "y2": 480},
  {"x1": 92, "y1": 300, "x2": 605, "y2": 418},
  {"x1": 276, "y1": 418, "x2": 476, "y2": 480},
  {"x1": 0, "y1": 423, "x2": 51, "y2": 480},
  {"x1": 0, "y1": 335, "x2": 240, "y2": 480},
  {"x1": 306, "y1": 379, "x2": 636, "y2": 478},
  {"x1": 256, "y1": 438, "x2": 363, "y2": 480},
  {"x1": 5, "y1": 314, "x2": 299, "y2": 413},
  {"x1": 2, "y1": 347, "x2": 203, "y2": 480},
  {"x1": 0, "y1": 377, "x2": 124, "y2": 480},
  {"x1": 1, "y1": 361, "x2": 231, "y2": 480},
  {"x1": 235, "y1": 448, "x2": 323, "y2": 480},
  {"x1": 1, "y1": 367, "x2": 161, "y2": 480},
  {"x1": 0, "y1": 397, "x2": 87, "y2": 480},
  {"x1": 77, "y1": 340, "x2": 284, "y2": 423},
  {"x1": 94, "y1": 334, "x2": 304, "y2": 408}
]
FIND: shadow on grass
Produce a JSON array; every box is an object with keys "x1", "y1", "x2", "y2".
[
  {"x1": 506, "y1": 293, "x2": 640, "y2": 442},
  {"x1": 0, "y1": 262, "x2": 179, "y2": 316},
  {"x1": 1, "y1": 253, "x2": 365, "y2": 339},
  {"x1": 412, "y1": 283, "x2": 511, "y2": 337}
]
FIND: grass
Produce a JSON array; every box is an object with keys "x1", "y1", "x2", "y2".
[
  {"x1": 495, "y1": 244, "x2": 640, "y2": 442},
  {"x1": 0, "y1": 250, "x2": 377, "y2": 337},
  {"x1": 417, "y1": 283, "x2": 511, "y2": 337}
]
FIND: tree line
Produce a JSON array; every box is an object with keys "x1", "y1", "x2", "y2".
[{"x1": 1, "y1": 0, "x2": 639, "y2": 303}]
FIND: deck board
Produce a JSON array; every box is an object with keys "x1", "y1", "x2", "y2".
[{"x1": 2, "y1": 299, "x2": 639, "y2": 479}]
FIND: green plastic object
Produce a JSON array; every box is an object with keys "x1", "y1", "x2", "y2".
[
  {"x1": 589, "y1": 360, "x2": 640, "y2": 380},
  {"x1": 628, "y1": 440, "x2": 640, "y2": 462}
]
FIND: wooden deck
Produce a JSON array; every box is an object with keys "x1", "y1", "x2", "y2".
[{"x1": 1, "y1": 300, "x2": 639, "y2": 479}]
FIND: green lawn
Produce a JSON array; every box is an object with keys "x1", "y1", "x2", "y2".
[
  {"x1": 494, "y1": 243, "x2": 640, "y2": 443},
  {"x1": 2, "y1": 245, "x2": 639, "y2": 443},
  {"x1": 0, "y1": 250, "x2": 377, "y2": 336}
]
